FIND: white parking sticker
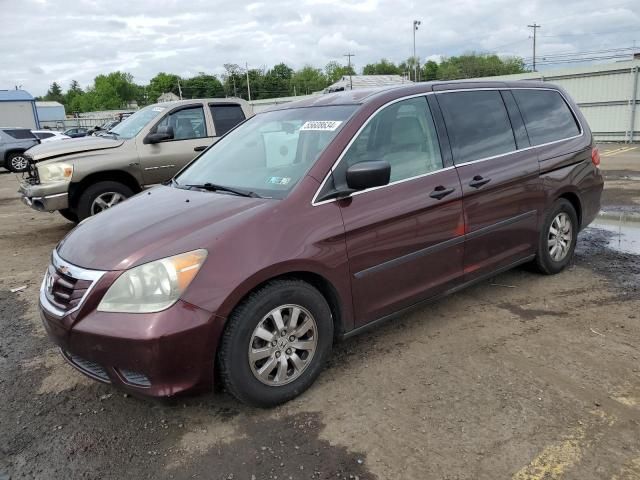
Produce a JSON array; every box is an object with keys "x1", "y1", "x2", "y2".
[
  {"x1": 152, "y1": 107, "x2": 166, "y2": 112},
  {"x1": 300, "y1": 121, "x2": 343, "y2": 131}
]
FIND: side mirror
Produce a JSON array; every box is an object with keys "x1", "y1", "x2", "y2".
[
  {"x1": 346, "y1": 161, "x2": 391, "y2": 191},
  {"x1": 144, "y1": 125, "x2": 174, "y2": 144}
]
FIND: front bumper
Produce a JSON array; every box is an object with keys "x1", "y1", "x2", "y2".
[
  {"x1": 19, "y1": 181, "x2": 69, "y2": 212},
  {"x1": 39, "y1": 252, "x2": 225, "y2": 397}
]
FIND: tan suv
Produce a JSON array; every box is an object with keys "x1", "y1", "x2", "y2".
[{"x1": 19, "y1": 98, "x2": 252, "y2": 222}]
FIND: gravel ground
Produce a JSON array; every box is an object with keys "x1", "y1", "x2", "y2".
[{"x1": 1, "y1": 144, "x2": 639, "y2": 480}]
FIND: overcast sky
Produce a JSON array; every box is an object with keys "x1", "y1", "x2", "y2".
[{"x1": 1, "y1": 0, "x2": 638, "y2": 96}]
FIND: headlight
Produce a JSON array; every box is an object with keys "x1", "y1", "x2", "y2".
[
  {"x1": 97, "y1": 249, "x2": 207, "y2": 313},
  {"x1": 38, "y1": 163, "x2": 74, "y2": 183}
]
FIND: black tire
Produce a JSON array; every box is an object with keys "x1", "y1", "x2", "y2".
[
  {"x1": 76, "y1": 181, "x2": 134, "y2": 220},
  {"x1": 58, "y1": 208, "x2": 79, "y2": 223},
  {"x1": 6, "y1": 152, "x2": 28, "y2": 173},
  {"x1": 218, "y1": 279, "x2": 333, "y2": 408},
  {"x1": 534, "y1": 198, "x2": 579, "y2": 275}
]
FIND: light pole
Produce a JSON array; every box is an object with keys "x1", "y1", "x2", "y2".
[{"x1": 413, "y1": 20, "x2": 421, "y2": 82}]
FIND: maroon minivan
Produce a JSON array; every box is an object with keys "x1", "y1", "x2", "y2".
[{"x1": 39, "y1": 81, "x2": 603, "y2": 407}]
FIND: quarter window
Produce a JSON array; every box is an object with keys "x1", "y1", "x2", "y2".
[
  {"x1": 438, "y1": 90, "x2": 516, "y2": 164},
  {"x1": 156, "y1": 106, "x2": 207, "y2": 140},
  {"x1": 340, "y1": 96, "x2": 443, "y2": 183},
  {"x1": 210, "y1": 104, "x2": 246, "y2": 136},
  {"x1": 513, "y1": 89, "x2": 580, "y2": 145}
]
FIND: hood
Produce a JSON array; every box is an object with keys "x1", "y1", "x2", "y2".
[
  {"x1": 57, "y1": 185, "x2": 273, "y2": 271},
  {"x1": 27, "y1": 136, "x2": 124, "y2": 161}
]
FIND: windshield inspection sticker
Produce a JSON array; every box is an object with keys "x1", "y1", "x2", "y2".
[
  {"x1": 300, "y1": 120, "x2": 343, "y2": 131},
  {"x1": 152, "y1": 107, "x2": 166, "y2": 112},
  {"x1": 268, "y1": 176, "x2": 291, "y2": 185}
]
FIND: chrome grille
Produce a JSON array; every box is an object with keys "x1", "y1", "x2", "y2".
[{"x1": 40, "y1": 250, "x2": 105, "y2": 317}]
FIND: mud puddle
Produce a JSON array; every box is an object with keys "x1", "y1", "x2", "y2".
[{"x1": 590, "y1": 211, "x2": 640, "y2": 255}]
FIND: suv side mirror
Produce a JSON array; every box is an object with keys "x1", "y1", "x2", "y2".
[
  {"x1": 144, "y1": 125, "x2": 174, "y2": 144},
  {"x1": 346, "y1": 161, "x2": 391, "y2": 191}
]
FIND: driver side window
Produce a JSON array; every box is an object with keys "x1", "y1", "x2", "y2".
[
  {"x1": 341, "y1": 96, "x2": 443, "y2": 183},
  {"x1": 156, "y1": 106, "x2": 207, "y2": 141}
]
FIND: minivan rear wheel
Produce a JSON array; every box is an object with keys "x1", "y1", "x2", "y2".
[
  {"x1": 76, "y1": 181, "x2": 134, "y2": 220},
  {"x1": 218, "y1": 279, "x2": 333, "y2": 407},
  {"x1": 534, "y1": 198, "x2": 578, "y2": 275}
]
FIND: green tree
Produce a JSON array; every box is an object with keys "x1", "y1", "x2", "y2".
[
  {"x1": 422, "y1": 60, "x2": 439, "y2": 81},
  {"x1": 362, "y1": 59, "x2": 401, "y2": 75},
  {"x1": 64, "y1": 80, "x2": 84, "y2": 111},
  {"x1": 148, "y1": 72, "x2": 181, "y2": 102},
  {"x1": 263, "y1": 63, "x2": 293, "y2": 98},
  {"x1": 222, "y1": 64, "x2": 244, "y2": 97},
  {"x1": 325, "y1": 61, "x2": 355, "y2": 84},
  {"x1": 182, "y1": 73, "x2": 224, "y2": 98},
  {"x1": 44, "y1": 82, "x2": 64, "y2": 104},
  {"x1": 290, "y1": 66, "x2": 327, "y2": 95},
  {"x1": 434, "y1": 53, "x2": 527, "y2": 80}
]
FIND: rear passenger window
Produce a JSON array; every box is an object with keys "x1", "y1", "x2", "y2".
[
  {"x1": 210, "y1": 104, "x2": 246, "y2": 136},
  {"x1": 513, "y1": 89, "x2": 580, "y2": 145},
  {"x1": 340, "y1": 96, "x2": 443, "y2": 183},
  {"x1": 4, "y1": 129, "x2": 36, "y2": 140},
  {"x1": 438, "y1": 91, "x2": 516, "y2": 164}
]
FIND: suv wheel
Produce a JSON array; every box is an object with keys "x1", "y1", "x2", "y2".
[
  {"x1": 534, "y1": 198, "x2": 578, "y2": 275},
  {"x1": 218, "y1": 279, "x2": 333, "y2": 407},
  {"x1": 6, "y1": 152, "x2": 28, "y2": 173},
  {"x1": 77, "y1": 181, "x2": 134, "y2": 220}
]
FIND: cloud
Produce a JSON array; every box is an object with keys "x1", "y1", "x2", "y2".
[{"x1": 0, "y1": 0, "x2": 638, "y2": 96}]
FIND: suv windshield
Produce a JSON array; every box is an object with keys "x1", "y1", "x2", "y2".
[
  {"x1": 108, "y1": 104, "x2": 168, "y2": 139},
  {"x1": 175, "y1": 105, "x2": 357, "y2": 199}
]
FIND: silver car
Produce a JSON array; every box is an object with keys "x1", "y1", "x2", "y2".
[
  {"x1": 0, "y1": 128, "x2": 39, "y2": 172},
  {"x1": 19, "y1": 98, "x2": 252, "y2": 222}
]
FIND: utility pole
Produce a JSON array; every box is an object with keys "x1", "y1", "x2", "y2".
[
  {"x1": 413, "y1": 20, "x2": 421, "y2": 82},
  {"x1": 344, "y1": 53, "x2": 355, "y2": 90},
  {"x1": 245, "y1": 62, "x2": 251, "y2": 101},
  {"x1": 528, "y1": 23, "x2": 541, "y2": 71},
  {"x1": 177, "y1": 80, "x2": 183, "y2": 100}
]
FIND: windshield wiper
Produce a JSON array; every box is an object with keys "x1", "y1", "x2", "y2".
[{"x1": 185, "y1": 182, "x2": 261, "y2": 198}]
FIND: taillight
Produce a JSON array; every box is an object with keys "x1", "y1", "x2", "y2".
[{"x1": 591, "y1": 147, "x2": 600, "y2": 167}]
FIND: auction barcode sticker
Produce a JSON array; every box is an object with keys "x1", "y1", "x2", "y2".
[{"x1": 300, "y1": 121, "x2": 343, "y2": 131}]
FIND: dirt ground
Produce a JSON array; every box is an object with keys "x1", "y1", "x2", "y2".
[{"x1": 1, "y1": 144, "x2": 639, "y2": 480}]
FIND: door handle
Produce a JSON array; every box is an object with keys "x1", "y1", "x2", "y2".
[
  {"x1": 469, "y1": 175, "x2": 491, "y2": 188},
  {"x1": 194, "y1": 145, "x2": 207, "y2": 152},
  {"x1": 429, "y1": 185, "x2": 455, "y2": 200}
]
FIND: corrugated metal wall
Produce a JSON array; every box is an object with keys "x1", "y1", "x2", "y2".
[{"x1": 475, "y1": 61, "x2": 640, "y2": 142}]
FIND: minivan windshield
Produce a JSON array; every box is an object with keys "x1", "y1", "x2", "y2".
[
  {"x1": 108, "y1": 104, "x2": 168, "y2": 139},
  {"x1": 175, "y1": 105, "x2": 357, "y2": 199}
]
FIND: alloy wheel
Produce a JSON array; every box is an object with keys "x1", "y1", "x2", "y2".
[
  {"x1": 90, "y1": 192, "x2": 125, "y2": 215},
  {"x1": 10, "y1": 155, "x2": 28, "y2": 171},
  {"x1": 248, "y1": 304, "x2": 318, "y2": 386},
  {"x1": 548, "y1": 212, "x2": 573, "y2": 262}
]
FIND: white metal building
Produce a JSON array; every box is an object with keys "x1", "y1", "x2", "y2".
[
  {"x1": 473, "y1": 60, "x2": 640, "y2": 142},
  {"x1": 0, "y1": 89, "x2": 39, "y2": 129},
  {"x1": 36, "y1": 101, "x2": 66, "y2": 124}
]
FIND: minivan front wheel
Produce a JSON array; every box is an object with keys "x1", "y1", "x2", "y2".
[
  {"x1": 218, "y1": 279, "x2": 333, "y2": 407},
  {"x1": 76, "y1": 181, "x2": 134, "y2": 220},
  {"x1": 534, "y1": 198, "x2": 578, "y2": 275}
]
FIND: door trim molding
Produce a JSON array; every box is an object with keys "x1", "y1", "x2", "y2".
[
  {"x1": 465, "y1": 210, "x2": 537, "y2": 241},
  {"x1": 352, "y1": 209, "x2": 536, "y2": 280},
  {"x1": 353, "y1": 235, "x2": 465, "y2": 279}
]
